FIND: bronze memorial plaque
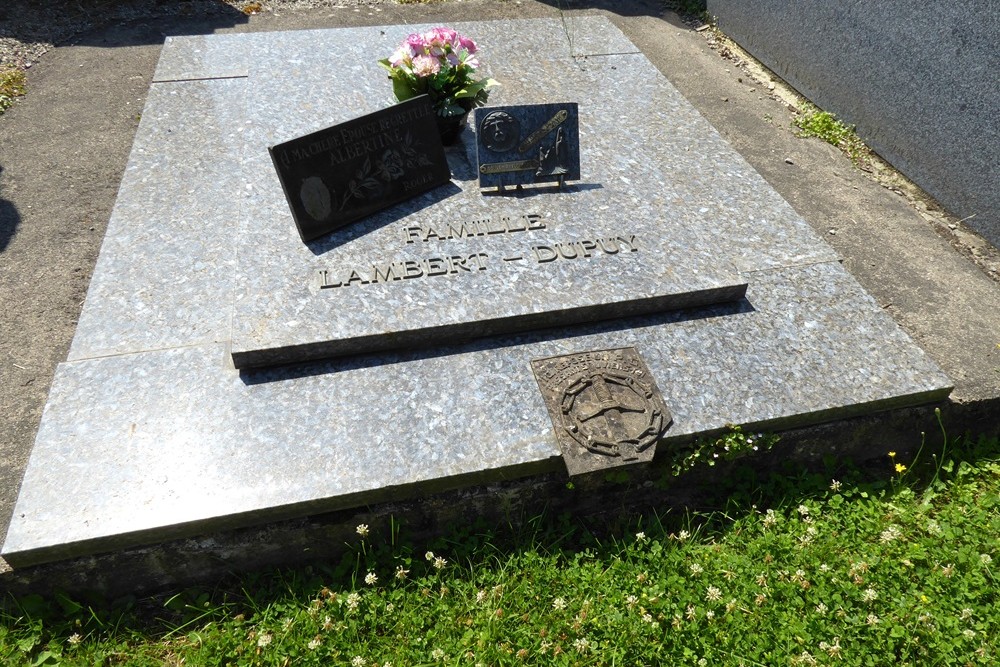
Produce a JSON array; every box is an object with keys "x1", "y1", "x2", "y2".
[{"x1": 531, "y1": 347, "x2": 672, "y2": 476}]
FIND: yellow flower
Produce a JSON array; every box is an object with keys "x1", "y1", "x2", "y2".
[
  {"x1": 888, "y1": 451, "x2": 896, "y2": 458},
  {"x1": 895, "y1": 463, "x2": 907, "y2": 473}
]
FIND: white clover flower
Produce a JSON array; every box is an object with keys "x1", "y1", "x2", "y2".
[
  {"x1": 476, "y1": 589, "x2": 487, "y2": 604},
  {"x1": 677, "y1": 529, "x2": 691, "y2": 541},
  {"x1": 308, "y1": 637, "x2": 322, "y2": 650},
  {"x1": 762, "y1": 509, "x2": 778, "y2": 528},
  {"x1": 797, "y1": 504, "x2": 810, "y2": 517},
  {"x1": 572, "y1": 637, "x2": 590, "y2": 653},
  {"x1": 431, "y1": 648, "x2": 446, "y2": 661},
  {"x1": 352, "y1": 656, "x2": 367, "y2": 667},
  {"x1": 642, "y1": 612, "x2": 654, "y2": 623},
  {"x1": 356, "y1": 523, "x2": 369, "y2": 538},
  {"x1": 697, "y1": 658, "x2": 708, "y2": 667},
  {"x1": 257, "y1": 632, "x2": 273, "y2": 648},
  {"x1": 347, "y1": 592, "x2": 361, "y2": 611},
  {"x1": 866, "y1": 613, "x2": 879, "y2": 626},
  {"x1": 829, "y1": 479, "x2": 842, "y2": 492},
  {"x1": 705, "y1": 610, "x2": 715, "y2": 621},
  {"x1": 963, "y1": 628, "x2": 976, "y2": 640},
  {"x1": 820, "y1": 563, "x2": 830, "y2": 572},
  {"x1": 686, "y1": 605, "x2": 697, "y2": 620},
  {"x1": 433, "y1": 556, "x2": 447, "y2": 570},
  {"x1": 385, "y1": 603, "x2": 394, "y2": 612},
  {"x1": 861, "y1": 588, "x2": 878, "y2": 603},
  {"x1": 926, "y1": 521, "x2": 942, "y2": 536},
  {"x1": 635, "y1": 531, "x2": 647, "y2": 543},
  {"x1": 880, "y1": 525, "x2": 902, "y2": 543},
  {"x1": 689, "y1": 563, "x2": 704, "y2": 576},
  {"x1": 796, "y1": 650, "x2": 817, "y2": 666},
  {"x1": 706, "y1": 586, "x2": 722, "y2": 602},
  {"x1": 322, "y1": 615, "x2": 333, "y2": 631},
  {"x1": 625, "y1": 594, "x2": 638, "y2": 608},
  {"x1": 815, "y1": 602, "x2": 828, "y2": 615},
  {"x1": 552, "y1": 597, "x2": 567, "y2": 610},
  {"x1": 425, "y1": 551, "x2": 435, "y2": 561},
  {"x1": 365, "y1": 571, "x2": 378, "y2": 586},
  {"x1": 941, "y1": 563, "x2": 956, "y2": 578},
  {"x1": 980, "y1": 553, "x2": 993, "y2": 565},
  {"x1": 395, "y1": 565, "x2": 409, "y2": 580},
  {"x1": 960, "y1": 608, "x2": 974, "y2": 620},
  {"x1": 67, "y1": 633, "x2": 82, "y2": 646}
]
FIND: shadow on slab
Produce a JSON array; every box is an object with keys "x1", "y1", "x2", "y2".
[
  {"x1": 0, "y1": 0, "x2": 248, "y2": 51},
  {"x1": 238, "y1": 295, "x2": 755, "y2": 385},
  {"x1": 533, "y1": 0, "x2": 675, "y2": 17}
]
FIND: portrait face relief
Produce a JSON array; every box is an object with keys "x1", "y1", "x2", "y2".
[{"x1": 480, "y1": 111, "x2": 520, "y2": 153}]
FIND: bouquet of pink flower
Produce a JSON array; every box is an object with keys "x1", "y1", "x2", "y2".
[{"x1": 379, "y1": 27, "x2": 497, "y2": 118}]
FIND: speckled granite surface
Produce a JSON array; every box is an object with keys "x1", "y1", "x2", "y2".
[{"x1": 2, "y1": 18, "x2": 951, "y2": 566}]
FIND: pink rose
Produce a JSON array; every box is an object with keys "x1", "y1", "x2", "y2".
[
  {"x1": 389, "y1": 47, "x2": 411, "y2": 67},
  {"x1": 428, "y1": 27, "x2": 458, "y2": 46},
  {"x1": 405, "y1": 32, "x2": 426, "y2": 53},
  {"x1": 457, "y1": 35, "x2": 477, "y2": 54}
]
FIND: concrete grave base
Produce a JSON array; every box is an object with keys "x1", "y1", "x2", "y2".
[{"x1": 1, "y1": 17, "x2": 951, "y2": 568}]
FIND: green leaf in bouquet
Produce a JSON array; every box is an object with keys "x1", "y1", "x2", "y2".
[
  {"x1": 454, "y1": 78, "x2": 498, "y2": 100},
  {"x1": 392, "y1": 76, "x2": 418, "y2": 101},
  {"x1": 436, "y1": 103, "x2": 467, "y2": 118}
]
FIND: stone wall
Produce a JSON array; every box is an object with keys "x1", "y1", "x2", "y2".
[{"x1": 708, "y1": 0, "x2": 999, "y2": 247}]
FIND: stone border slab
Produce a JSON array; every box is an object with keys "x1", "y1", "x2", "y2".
[{"x1": 2, "y1": 262, "x2": 952, "y2": 565}]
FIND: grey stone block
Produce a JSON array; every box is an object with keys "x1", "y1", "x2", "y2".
[
  {"x1": 2, "y1": 260, "x2": 951, "y2": 565},
  {"x1": 709, "y1": 0, "x2": 1000, "y2": 247},
  {"x1": 67, "y1": 78, "x2": 245, "y2": 361}
]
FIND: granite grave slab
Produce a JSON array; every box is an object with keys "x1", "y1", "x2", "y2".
[
  {"x1": 229, "y1": 37, "x2": 750, "y2": 368},
  {"x1": 3, "y1": 18, "x2": 951, "y2": 567}
]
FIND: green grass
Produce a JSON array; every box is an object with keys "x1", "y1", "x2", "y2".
[
  {"x1": 0, "y1": 69, "x2": 26, "y2": 116},
  {"x1": 794, "y1": 104, "x2": 869, "y2": 165},
  {"x1": 664, "y1": 0, "x2": 708, "y2": 15},
  {"x1": 2, "y1": 423, "x2": 998, "y2": 665}
]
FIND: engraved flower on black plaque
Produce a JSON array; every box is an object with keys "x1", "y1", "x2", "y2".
[{"x1": 376, "y1": 149, "x2": 405, "y2": 181}]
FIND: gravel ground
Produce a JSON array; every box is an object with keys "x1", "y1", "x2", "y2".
[{"x1": 0, "y1": 0, "x2": 396, "y2": 72}]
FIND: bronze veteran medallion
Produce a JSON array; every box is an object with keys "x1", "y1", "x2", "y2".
[{"x1": 531, "y1": 347, "x2": 671, "y2": 476}]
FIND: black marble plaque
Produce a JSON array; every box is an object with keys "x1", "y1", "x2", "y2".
[
  {"x1": 475, "y1": 103, "x2": 581, "y2": 191},
  {"x1": 269, "y1": 96, "x2": 451, "y2": 242}
]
